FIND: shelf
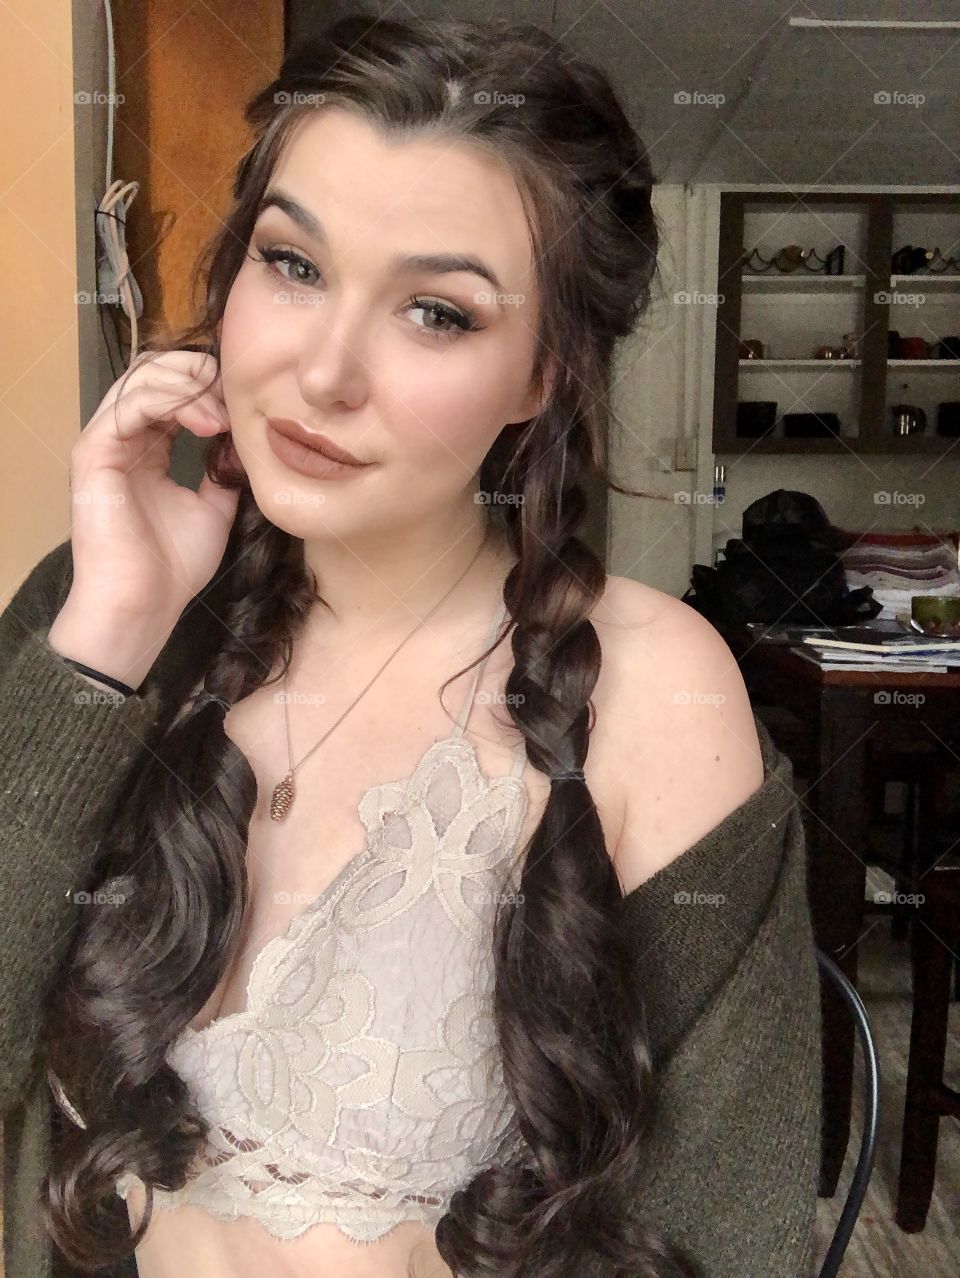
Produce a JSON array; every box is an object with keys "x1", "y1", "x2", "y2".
[
  {"x1": 887, "y1": 359, "x2": 960, "y2": 369},
  {"x1": 739, "y1": 359, "x2": 861, "y2": 368},
  {"x1": 889, "y1": 275, "x2": 960, "y2": 290},
  {"x1": 718, "y1": 436, "x2": 858, "y2": 454},
  {"x1": 714, "y1": 191, "x2": 960, "y2": 456},
  {"x1": 852, "y1": 434, "x2": 960, "y2": 455},
  {"x1": 742, "y1": 274, "x2": 865, "y2": 294},
  {"x1": 718, "y1": 434, "x2": 960, "y2": 456}
]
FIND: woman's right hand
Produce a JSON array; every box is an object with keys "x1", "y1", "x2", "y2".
[{"x1": 65, "y1": 349, "x2": 242, "y2": 623}]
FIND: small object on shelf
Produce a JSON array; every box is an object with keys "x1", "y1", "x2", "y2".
[
  {"x1": 713, "y1": 462, "x2": 726, "y2": 504},
  {"x1": 825, "y1": 244, "x2": 845, "y2": 275},
  {"x1": 841, "y1": 332, "x2": 860, "y2": 358},
  {"x1": 888, "y1": 329, "x2": 901, "y2": 357},
  {"x1": 890, "y1": 402, "x2": 927, "y2": 436},
  {"x1": 739, "y1": 338, "x2": 765, "y2": 359},
  {"x1": 736, "y1": 401, "x2": 777, "y2": 438},
  {"x1": 934, "y1": 335, "x2": 960, "y2": 359},
  {"x1": 782, "y1": 412, "x2": 841, "y2": 438},
  {"x1": 891, "y1": 245, "x2": 936, "y2": 275},
  {"x1": 898, "y1": 336, "x2": 933, "y2": 359},
  {"x1": 935, "y1": 402, "x2": 960, "y2": 437},
  {"x1": 775, "y1": 244, "x2": 807, "y2": 272},
  {"x1": 814, "y1": 345, "x2": 846, "y2": 359},
  {"x1": 741, "y1": 242, "x2": 846, "y2": 275}
]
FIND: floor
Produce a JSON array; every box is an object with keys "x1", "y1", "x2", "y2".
[{"x1": 813, "y1": 863, "x2": 960, "y2": 1276}]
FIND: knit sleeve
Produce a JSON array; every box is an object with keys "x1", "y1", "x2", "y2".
[
  {"x1": 616, "y1": 716, "x2": 799, "y2": 1065},
  {"x1": 615, "y1": 715, "x2": 822, "y2": 1277},
  {"x1": 0, "y1": 541, "x2": 168, "y2": 1118}
]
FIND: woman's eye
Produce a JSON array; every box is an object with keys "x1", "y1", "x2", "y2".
[
  {"x1": 406, "y1": 296, "x2": 479, "y2": 341},
  {"x1": 256, "y1": 246, "x2": 320, "y2": 287}
]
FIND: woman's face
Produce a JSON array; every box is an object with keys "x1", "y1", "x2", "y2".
[{"x1": 218, "y1": 107, "x2": 548, "y2": 541}]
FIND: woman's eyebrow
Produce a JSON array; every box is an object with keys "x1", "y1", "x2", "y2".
[{"x1": 256, "y1": 188, "x2": 505, "y2": 292}]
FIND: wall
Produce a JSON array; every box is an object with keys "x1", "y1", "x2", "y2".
[
  {"x1": 1, "y1": 0, "x2": 286, "y2": 613},
  {"x1": 607, "y1": 183, "x2": 703, "y2": 597},
  {"x1": 0, "y1": 1, "x2": 83, "y2": 607}
]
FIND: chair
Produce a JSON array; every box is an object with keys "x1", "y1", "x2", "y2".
[
  {"x1": 815, "y1": 945, "x2": 881, "y2": 1278},
  {"x1": 863, "y1": 742, "x2": 960, "y2": 1000},
  {"x1": 896, "y1": 861, "x2": 960, "y2": 1232}
]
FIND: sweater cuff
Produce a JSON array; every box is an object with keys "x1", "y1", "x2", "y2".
[{"x1": 0, "y1": 626, "x2": 165, "y2": 849}]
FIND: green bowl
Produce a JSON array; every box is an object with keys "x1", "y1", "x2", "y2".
[{"x1": 911, "y1": 595, "x2": 960, "y2": 635}]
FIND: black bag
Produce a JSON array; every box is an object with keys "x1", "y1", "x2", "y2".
[{"x1": 683, "y1": 489, "x2": 881, "y2": 626}]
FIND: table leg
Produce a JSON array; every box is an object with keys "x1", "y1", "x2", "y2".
[
  {"x1": 806, "y1": 712, "x2": 871, "y2": 1197},
  {"x1": 896, "y1": 878, "x2": 958, "y2": 1231}
]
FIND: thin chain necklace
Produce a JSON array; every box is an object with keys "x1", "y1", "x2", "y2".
[{"x1": 269, "y1": 533, "x2": 494, "y2": 822}]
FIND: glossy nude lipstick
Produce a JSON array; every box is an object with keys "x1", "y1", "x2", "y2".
[{"x1": 265, "y1": 418, "x2": 374, "y2": 480}]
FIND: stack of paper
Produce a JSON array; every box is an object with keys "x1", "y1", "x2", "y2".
[{"x1": 799, "y1": 634, "x2": 960, "y2": 674}]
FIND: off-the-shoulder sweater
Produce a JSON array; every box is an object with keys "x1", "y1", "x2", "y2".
[{"x1": 0, "y1": 541, "x2": 821, "y2": 1278}]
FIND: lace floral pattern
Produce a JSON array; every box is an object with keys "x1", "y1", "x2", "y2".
[{"x1": 115, "y1": 733, "x2": 530, "y2": 1242}]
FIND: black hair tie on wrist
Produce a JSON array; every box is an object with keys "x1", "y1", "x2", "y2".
[{"x1": 60, "y1": 658, "x2": 138, "y2": 699}]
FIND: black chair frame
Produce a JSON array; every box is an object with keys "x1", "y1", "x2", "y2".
[{"x1": 815, "y1": 945, "x2": 881, "y2": 1278}]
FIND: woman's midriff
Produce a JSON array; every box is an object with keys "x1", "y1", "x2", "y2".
[{"x1": 123, "y1": 1182, "x2": 455, "y2": 1278}]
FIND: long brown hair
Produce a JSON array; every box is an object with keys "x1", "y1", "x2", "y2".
[{"x1": 42, "y1": 12, "x2": 697, "y2": 1276}]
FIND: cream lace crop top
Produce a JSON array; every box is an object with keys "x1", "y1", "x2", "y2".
[{"x1": 51, "y1": 597, "x2": 532, "y2": 1243}]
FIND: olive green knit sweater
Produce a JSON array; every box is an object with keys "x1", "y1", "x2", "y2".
[{"x1": 0, "y1": 540, "x2": 821, "y2": 1278}]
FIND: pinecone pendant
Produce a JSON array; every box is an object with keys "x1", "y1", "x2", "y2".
[{"x1": 270, "y1": 770, "x2": 295, "y2": 822}]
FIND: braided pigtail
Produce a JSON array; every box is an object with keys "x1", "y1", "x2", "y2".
[
  {"x1": 42, "y1": 487, "x2": 319, "y2": 1264},
  {"x1": 434, "y1": 407, "x2": 696, "y2": 1278}
]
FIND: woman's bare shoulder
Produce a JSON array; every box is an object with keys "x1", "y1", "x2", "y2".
[{"x1": 587, "y1": 575, "x2": 765, "y2": 893}]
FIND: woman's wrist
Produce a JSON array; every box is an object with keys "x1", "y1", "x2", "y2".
[{"x1": 47, "y1": 593, "x2": 180, "y2": 695}]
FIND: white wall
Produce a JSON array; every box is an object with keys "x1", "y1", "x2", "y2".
[{"x1": 607, "y1": 183, "x2": 699, "y2": 597}]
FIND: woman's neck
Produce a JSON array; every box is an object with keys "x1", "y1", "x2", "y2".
[{"x1": 298, "y1": 523, "x2": 516, "y2": 655}]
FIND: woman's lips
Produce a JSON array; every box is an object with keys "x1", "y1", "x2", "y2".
[{"x1": 265, "y1": 419, "x2": 374, "y2": 480}]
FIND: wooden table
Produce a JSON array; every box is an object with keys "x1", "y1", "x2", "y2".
[{"x1": 718, "y1": 625, "x2": 960, "y2": 1197}]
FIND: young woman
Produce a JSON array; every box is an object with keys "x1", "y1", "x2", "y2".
[{"x1": 0, "y1": 12, "x2": 821, "y2": 1278}]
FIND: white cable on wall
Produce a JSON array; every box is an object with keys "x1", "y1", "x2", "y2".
[{"x1": 94, "y1": 0, "x2": 144, "y2": 365}]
